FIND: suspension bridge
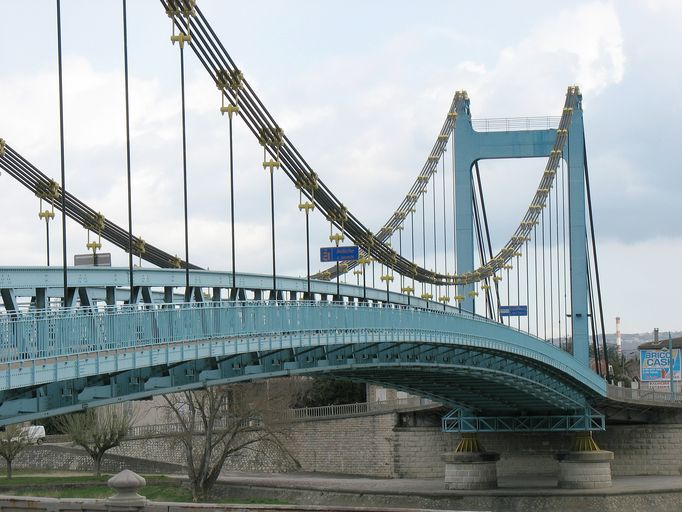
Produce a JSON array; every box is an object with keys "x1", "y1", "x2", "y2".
[{"x1": 0, "y1": 1, "x2": 676, "y2": 439}]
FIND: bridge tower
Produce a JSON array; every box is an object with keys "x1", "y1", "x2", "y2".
[{"x1": 454, "y1": 90, "x2": 589, "y2": 366}]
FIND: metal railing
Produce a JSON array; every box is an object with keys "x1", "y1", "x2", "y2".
[
  {"x1": 606, "y1": 383, "x2": 682, "y2": 404},
  {"x1": 125, "y1": 397, "x2": 436, "y2": 437},
  {"x1": 472, "y1": 116, "x2": 561, "y2": 132},
  {"x1": 284, "y1": 397, "x2": 435, "y2": 420}
]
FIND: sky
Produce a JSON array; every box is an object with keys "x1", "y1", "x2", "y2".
[{"x1": 0, "y1": 0, "x2": 680, "y2": 334}]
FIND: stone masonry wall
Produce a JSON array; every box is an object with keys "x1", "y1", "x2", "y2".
[
  {"x1": 596, "y1": 424, "x2": 682, "y2": 476},
  {"x1": 7, "y1": 414, "x2": 682, "y2": 479},
  {"x1": 393, "y1": 427, "x2": 456, "y2": 478},
  {"x1": 109, "y1": 434, "x2": 297, "y2": 473},
  {"x1": 285, "y1": 413, "x2": 398, "y2": 477},
  {"x1": 0, "y1": 444, "x2": 184, "y2": 475},
  {"x1": 395, "y1": 425, "x2": 682, "y2": 479}
]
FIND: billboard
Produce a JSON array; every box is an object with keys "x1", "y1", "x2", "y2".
[{"x1": 640, "y1": 348, "x2": 681, "y2": 382}]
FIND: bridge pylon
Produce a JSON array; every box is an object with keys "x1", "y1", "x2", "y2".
[{"x1": 453, "y1": 88, "x2": 588, "y2": 366}]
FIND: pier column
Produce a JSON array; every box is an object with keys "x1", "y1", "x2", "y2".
[
  {"x1": 443, "y1": 433, "x2": 500, "y2": 490},
  {"x1": 555, "y1": 432, "x2": 613, "y2": 488}
]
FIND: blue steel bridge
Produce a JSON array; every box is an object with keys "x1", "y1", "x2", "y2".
[{"x1": 0, "y1": 1, "x2": 676, "y2": 430}]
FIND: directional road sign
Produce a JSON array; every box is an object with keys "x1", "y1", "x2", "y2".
[
  {"x1": 320, "y1": 245, "x2": 359, "y2": 262},
  {"x1": 499, "y1": 305, "x2": 528, "y2": 317}
]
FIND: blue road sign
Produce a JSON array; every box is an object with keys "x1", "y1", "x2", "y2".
[
  {"x1": 320, "y1": 245, "x2": 359, "y2": 262},
  {"x1": 499, "y1": 305, "x2": 528, "y2": 317}
]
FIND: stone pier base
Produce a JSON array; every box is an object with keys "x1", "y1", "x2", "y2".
[
  {"x1": 555, "y1": 450, "x2": 614, "y2": 489},
  {"x1": 443, "y1": 451, "x2": 500, "y2": 490}
]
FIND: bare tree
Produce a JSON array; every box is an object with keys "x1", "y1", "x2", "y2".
[
  {"x1": 57, "y1": 405, "x2": 134, "y2": 476},
  {"x1": 0, "y1": 425, "x2": 31, "y2": 478},
  {"x1": 162, "y1": 380, "x2": 303, "y2": 502}
]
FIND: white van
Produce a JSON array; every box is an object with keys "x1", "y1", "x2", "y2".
[{"x1": 19, "y1": 425, "x2": 46, "y2": 444}]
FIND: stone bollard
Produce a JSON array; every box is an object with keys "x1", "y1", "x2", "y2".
[
  {"x1": 443, "y1": 433, "x2": 500, "y2": 490},
  {"x1": 555, "y1": 432, "x2": 614, "y2": 489},
  {"x1": 106, "y1": 469, "x2": 147, "y2": 512}
]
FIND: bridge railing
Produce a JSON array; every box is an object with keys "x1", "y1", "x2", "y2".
[
  {"x1": 283, "y1": 396, "x2": 435, "y2": 420},
  {"x1": 472, "y1": 116, "x2": 561, "y2": 132},
  {"x1": 606, "y1": 383, "x2": 682, "y2": 403},
  {"x1": 0, "y1": 299, "x2": 484, "y2": 364},
  {"x1": 126, "y1": 397, "x2": 436, "y2": 437}
]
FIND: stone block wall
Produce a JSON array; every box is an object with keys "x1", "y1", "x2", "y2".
[
  {"x1": 5, "y1": 413, "x2": 682, "y2": 479},
  {"x1": 0, "y1": 444, "x2": 184, "y2": 475},
  {"x1": 596, "y1": 424, "x2": 682, "y2": 476},
  {"x1": 393, "y1": 427, "x2": 455, "y2": 478},
  {"x1": 285, "y1": 414, "x2": 398, "y2": 477}
]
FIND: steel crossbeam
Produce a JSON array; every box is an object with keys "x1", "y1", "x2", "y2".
[{"x1": 441, "y1": 407, "x2": 606, "y2": 432}]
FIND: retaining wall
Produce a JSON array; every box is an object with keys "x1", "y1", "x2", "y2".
[{"x1": 4, "y1": 415, "x2": 682, "y2": 479}]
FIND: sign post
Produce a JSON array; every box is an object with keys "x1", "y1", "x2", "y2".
[{"x1": 670, "y1": 332, "x2": 675, "y2": 399}]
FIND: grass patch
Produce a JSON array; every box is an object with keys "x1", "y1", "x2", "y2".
[
  {"x1": 0, "y1": 475, "x2": 287, "y2": 504},
  {"x1": 0, "y1": 475, "x2": 167, "y2": 486}
]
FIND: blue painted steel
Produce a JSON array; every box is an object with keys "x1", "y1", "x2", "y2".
[
  {"x1": 0, "y1": 266, "x2": 468, "y2": 313},
  {"x1": 441, "y1": 407, "x2": 605, "y2": 432},
  {"x1": 453, "y1": 97, "x2": 557, "y2": 314},
  {"x1": 566, "y1": 95, "x2": 589, "y2": 366},
  {"x1": 0, "y1": 300, "x2": 603, "y2": 392},
  {"x1": 0, "y1": 267, "x2": 610, "y2": 425},
  {"x1": 499, "y1": 305, "x2": 528, "y2": 317},
  {"x1": 319, "y1": 246, "x2": 359, "y2": 262}
]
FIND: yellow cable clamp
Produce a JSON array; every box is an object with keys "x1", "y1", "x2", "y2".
[
  {"x1": 258, "y1": 126, "x2": 284, "y2": 150},
  {"x1": 170, "y1": 255, "x2": 183, "y2": 269},
  {"x1": 88, "y1": 212, "x2": 105, "y2": 233},
  {"x1": 401, "y1": 286, "x2": 414, "y2": 295},
  {"x1": 220, "y1": 103, "x2": 240, "y2": 117},
  {"x1": 134, "y1": 238, "x2": 146, "y2": 255},
  {"x1": 0, "y1": 138, "x2": 5, "y2": 157},
  {"x1": 439, "y1": 296, "x2": 450, "y2": 303},
  {"x1": 263, "y1": 159, "x2": 281, "y2": 170},
  {"x1": 420, "y1": 293, "x2": 432, "y2": 300},
  {"x1": 329, "y1": 233, "x2": 344, "y2": 245},
  {"x1": 38, "y1": 210, "x2": 55, "y2": 220},
  {"x1": 170, "y1": 33, "x2": 192, "y2": 47},
  {"x1": 454, "y1": 295, "x2": 465, "y2": 302},
  {"x1": 86, "y1": 240, "x2": 102, "y2": 252},
  {"x1": 380, "y1": 274, "x2": 394, "y2": 283},
  {"x1": 298, "y1": 201, "x2": 314, "y2": 213},
  {"x1": 467, "y1": 290, "x2": 478, "y2": 298}
]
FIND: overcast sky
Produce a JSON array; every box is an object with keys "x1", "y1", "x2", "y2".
[{"x1": 0, "y1": 0, "x2": 680, "y2": 334}]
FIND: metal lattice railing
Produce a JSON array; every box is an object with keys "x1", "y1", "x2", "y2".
[
  {"x1": 125, "y1": 397, "x2": 436, "y2": 437},
  {"x1": 606, "y1": 383, "x2": 682, "y2": 404},
  {"x1": 472, "y1": 116, "x2": 561, "y2": 132}
]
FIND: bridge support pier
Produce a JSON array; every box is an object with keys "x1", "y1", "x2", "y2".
[
  {"x1": 442, "y1": 433, "x2": 500, "y2": 490},
  {"x1": 555, "y1": 432, "x2": 613, "y2": 489}
]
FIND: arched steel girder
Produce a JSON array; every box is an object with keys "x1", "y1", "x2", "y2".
[{"x1": 0, "y1": 340, "x2": 591, "y2": 426}]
